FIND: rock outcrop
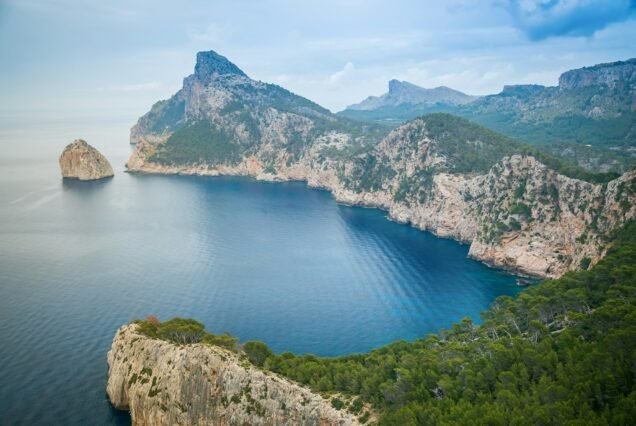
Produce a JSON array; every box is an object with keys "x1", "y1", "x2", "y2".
[
  {"x1": 59, "y1": 139, "x2": 114, "y2": 180},
  {"x1": 126, "y1": 51, "x2": 636, "y2": 279},
  {"x1": 558, "y1": 58, "x2": 636, "y2": 90},
  {"x1": 107, "y1": 324, "x2": 358, "y2": 426}
]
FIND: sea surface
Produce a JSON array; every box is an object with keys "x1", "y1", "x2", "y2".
[{"x1": 0, "y1": 115, "x2": 521, "y2": 425}]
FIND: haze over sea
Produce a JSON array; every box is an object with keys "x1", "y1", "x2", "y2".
[{"x1": 0, "y1": 115, "x2": 519, "y2": 425}]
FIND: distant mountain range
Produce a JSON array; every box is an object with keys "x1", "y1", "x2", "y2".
[
  {"x1": 345, "y1": 79, "x2": 478, "y2": 111},
  {"x1": 339, "y1": 59, "x2": 636, "y2": 172}
]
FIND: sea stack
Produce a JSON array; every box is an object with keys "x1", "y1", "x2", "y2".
[{"x1": 59, "y1": 139, "x2": 114, "y2": 180}]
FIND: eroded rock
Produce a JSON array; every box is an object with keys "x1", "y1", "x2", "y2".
[{"x1": 59, "y1": 139, "x2": 114, "y2": 180}]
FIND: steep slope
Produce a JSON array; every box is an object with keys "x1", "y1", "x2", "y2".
[
  {"x1": 131, "y1": 50, "x2": 384, "y2": 168},
  {"x1": 128, "y1": 51, "x2": 636, "y2": 278},
  {"x1": 107, "y1": 323, "x2": 359, "y2": 426}
]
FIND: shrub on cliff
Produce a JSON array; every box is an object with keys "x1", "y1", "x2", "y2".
[
  {"x1": 135, "y1": 316, "x2": 239, "y2": 352},
  {"x1": 156, "y1": 318, "x2": 205, "y2": 344},
  {"x1": 243, "y1": 341, "x2": 273, "y2": 367},
  {"x1": 203, "y1": 332, "x2": 239, "y2": 352}
]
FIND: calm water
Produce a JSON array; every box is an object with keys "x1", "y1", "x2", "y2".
[{"x1": 0, "y1": 116, "x2": 520, "y2": 425}]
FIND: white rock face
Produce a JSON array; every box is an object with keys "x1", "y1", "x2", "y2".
[
  {"x1": 107, "y1": 324, "x2": 359, "y2": 426},
  {"x1": 59, "y1": 139, "x2": 114, "y2": 180}
]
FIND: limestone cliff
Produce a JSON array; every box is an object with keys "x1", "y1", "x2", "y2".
[
  {"x1": 59, "y1": 139, "x2": 114, "y2": 180},
  {"x1": 126, "y1": 51, "x2": 636, "y2": 279},
  {"x1": 107, "y1": 324, "x2": 358, "y2": 426}
]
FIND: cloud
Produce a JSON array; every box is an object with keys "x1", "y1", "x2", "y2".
[
  {"x1": 97, "y1": 82, "x2": 160, "y2": 92},
  {"x1": 325, "y1": 62, "x2": 355, "y2": 86},
  {"x1": 504, "y1": 0, "x2": 636, "y2": 40},
  {"x1": 188, "y1": 22, "x2": 235, "y2": 44}
]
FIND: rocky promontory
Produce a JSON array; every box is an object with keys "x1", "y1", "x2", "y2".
[
  {"x1": 59, "y1": 139, "x2": 114, "y2": 180},
  {"x1": 125, "y1": 51, "x2": 636, "y2": 279},
  {"x1": 107, "y1": 324, "x2": 359, "y2": 426}
]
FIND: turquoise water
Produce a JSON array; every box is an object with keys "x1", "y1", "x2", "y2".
[{"x1": 0, "y1": 118, "x2": 521, "y2": 425}]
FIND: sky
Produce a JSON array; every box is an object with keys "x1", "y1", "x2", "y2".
[{"x1": 1, "y1": 0, "x2": 635, "y2": 119}]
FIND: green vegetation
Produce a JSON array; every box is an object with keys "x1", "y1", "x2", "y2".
[
  {"x1": 422, "y1": 114, "x2": 620, "y2": 183},
  {"x1": 135, "y1": 316, "x2": 238, "y2": 351},
  {"x1": 243, "y1": 341, "x2": 273, "y2": 367},
  {"x1": 257, "y1": 222, "x2": 636, "y2": 424},
  {"x1": 140, "y1": 97, "x2": 186, "y2": 135},
  {"x1": 150, "y1": 120, "x2": 241, "y2": 166},
  {"x1": 143, "y1": 221, "x2": 636, "y2": 424},
  {"x1": 331, "y1": 397, "x2": 344, "y2": 410},
  {"x1": 338, "y1": 84, "x2": 636, "y2": 173},
  {"x1": 420, "y1": 113, "x2": 523, "y2": 174},
  {"x1": 346, "y1": 113, "x2": 618, "y2": 198}
]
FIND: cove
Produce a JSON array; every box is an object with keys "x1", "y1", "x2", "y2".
[{"x1": 0, "y1": 163, "x2": 520, "y2": 424}]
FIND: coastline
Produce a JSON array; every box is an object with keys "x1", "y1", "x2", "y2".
[{"x1": 124, "y1": 161, "x2": 552, "y2": 280}]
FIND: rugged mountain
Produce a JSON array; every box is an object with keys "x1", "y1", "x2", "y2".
[
  {"x1": 345, "y1": 80, "x2": 477, "y2": 111},
  {"x1": 339, "y1": 80, "x2": 478, "y2": 126},
  {"x1": 130, "y1": 50, "x2": 384, "y2": 168},
  {"x1": 338, "y1": 59, "x2": 636, "y2": 172},
  {"x1": 59, "y1": 139, "x2": 114, "y2": 180},
  {"x1": 128, "y1": 54, "x2": 636, "y2": 279},
  {"x1": 107, "y1": 323, "x2": 359, "y2": 426}
]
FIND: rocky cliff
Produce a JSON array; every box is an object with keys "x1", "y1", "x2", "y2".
[
  {"x1": 59, "y1": 139, "x2": 114, "y2": 180},
  {"x1": 558, "y1": 58, "x2": 636, "y2": 90},
  {"x1": 127, "y1": 51, "x2": 636, "y2": 278},
  {"x1": 107, "y1": 324, "x2": 358, "y2": 426}
]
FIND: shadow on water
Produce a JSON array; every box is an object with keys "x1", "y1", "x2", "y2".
[
  {"x1": 107, "y1": 399, "x2": 131, "y2": 425},
  {"x1": 62, "y1": 176, "x2": 114, "y2": 191}
]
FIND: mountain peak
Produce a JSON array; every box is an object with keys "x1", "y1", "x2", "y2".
[
  {"x1": 194, "y1": 50, "x2": 247, "y2": 80},
  {"x1": 388, "y1": 79, "x2": 420, "y2": 94},
  {"x1": 346, "y1": 80, "x2": 477, "y2": 111}
]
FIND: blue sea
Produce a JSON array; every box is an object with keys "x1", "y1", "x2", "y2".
[{"x1": 0, "y1": 115, "x2": 521, "y2": 425}]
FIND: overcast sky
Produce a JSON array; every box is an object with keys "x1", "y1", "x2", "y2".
[{"x1": 1, "y1": 0, "x2": 635, "y2": 118}]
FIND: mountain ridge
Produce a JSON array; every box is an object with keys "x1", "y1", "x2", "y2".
[
  {"x1": 345, "y1": 79, "x2": 478, "y2": 111},
  {"x1": 338, "y1": 58, "x2": 636, "y2": 172},
  {"x1": 125, "y1": 50, "x2": 636, "y2": 279}
]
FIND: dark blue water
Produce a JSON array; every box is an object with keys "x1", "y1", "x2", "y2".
[{"x1": 0, "y1": 118, "x2": 521, "y2": 425}]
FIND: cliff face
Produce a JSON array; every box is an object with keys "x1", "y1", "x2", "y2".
[
  {"x1": 107, "y1": 324, "x2": 358, "y2": 426},
  {"x1": 59, "y1": 139, "x2": 114, "y2": 180},
  {"x1": 127, "y1": 52, "x2": 636, "y2": 279},
  {"x1": 558, "y1": 58, "x2": 636, "y2": 90}
]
